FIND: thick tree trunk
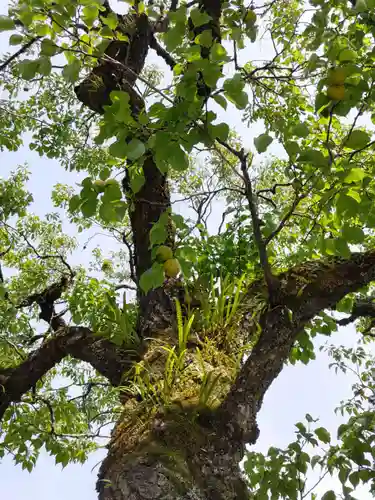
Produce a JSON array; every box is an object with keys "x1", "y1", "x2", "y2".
[
  {"x1": 129, "y1": 154, "x2": 171, "y2": 282},
  {"x1": 97, "y1": 408, "x2": 249, "y2": 500},
  {"x1": 74, "y1": 13, "x2": 171, "y2": 287}
]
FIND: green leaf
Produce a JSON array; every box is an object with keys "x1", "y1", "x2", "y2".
[
  {"x1": 335, "y1": 238, "x2": 351, "y2": 258},
  {"x1": 229, "y1": 90, "x2": 248, "y2": 110},
  {"x1": 169, "y1": 143, "x2": 189, "y2": 171},
  {"x1": 345, "y1": 130, "x2": 371, "y2": 150},
  {"x1": 212, "y1": 94, "x2": 227, "y2": 110},
  {"x1": 102, "y1": 183, "x2": 122, "y2": 202},
  {"x1": 211, "y1": 43, "x2": 229, "y2": 63},
  {"x1": 0, "y1": 16, "x2": 15, "y2": 31},
  {"x1": 62, "y1": 60, "x2": 81, "y2": 83},
  {"x1": 344, "y1": 167, "x2": 366, "y2": 183},
  {"x1": 38, "y1": 57, "x2": 52, "y2": 76},
  {"x1": 139, "y1": 263, "x2": 165, "y2": 293},
  {"x1": 195, "y1": 30, "x2": 212, "y2": 48},
  {"x1": 211, "y1": 122, "x2": 229, "y2": 141},
  {"x1": 284, "y1": 141, "x2": 300, "y2": 157},
  {"x1": 336, "y1": 193, "x2": 359, "y2": 217},
  {"x1": 69, "y1": 195, "x2": 81, "y2": 213},
  {"x1": 223, "y1": 74, "x2": 244, "y2": 93},
  {"x1": 315, "y1": 92, "x2": 330, "y2": 115},
  {"x1": 18, "y1": 59, "x2": 39, "y2": 80},
  {"x1": 164, "y1": 25, "x2": 185, "y2": 52},
  {"x1": 348, "y1": 471, "x2": 360, "y2": 488},
  {"x1": 9, "y1": 34, "x2": 23, "y2": 45},
  {"x1": 298, "y1": 149, "x2": 328, "y2": 167},
  {"x1": 149, "y1": 221, "x2": 168, "y2": 246},
  {"x1": 109, "y1": 139, "x2": 128, "y2": 159},
  {"x1": 338, "y1": 467, "x2": 349, "y2": 484},
  {"x1": 190, "y1": 8, "x2": 212, "y2": 27},
  {"x1": 126, "y1": 139, "x2": 145, "y2": 161},
  {"x1": 171, "y1": 213, "x2": 187, "y2": 229},
  {"x1": 81, "y1": 198, "x2": 97, "y2": 217},
  {"x1": 83, "y1": 5, "x2": 99, "y2": 28},
  {"x1": 101, "y1": 12, "x2": 118, "y2": 30},
  {"x1": 254, "y1": 133, "x2": 273, "y2": 153},
  {"x1": 321, "y1": 491, "x2": 336, "y2": 500},
  {"x1": 40, "y1": 39, "x2": 59, "y2": 56},
  {"x1": 99, "y1": 203, "x2": 117, "y2": 222},
  {"x1": 346, "y1": 189, "x2": 361, "y2": 203},
  {"x1": 338, "y1": 49, "x2": 357, "y2": 62},
  {"x1": 99, "y1": 167, "x2": 111, "y2": 181},
  {"x1": 109, "y1": 91, "x2": 132, "y2": 123},
  {"x1": 342, "y1": 225, "x2": 365, "y2": 243},
  {"x1": 291, "y1": 123, "x2": 310, "y2": 138},
  {"x1": 130, "y1": 171, "x2": 145, "y2": 194},
  {"x1": 314, "y1": 426, "x2": 331, "y2": 444}
]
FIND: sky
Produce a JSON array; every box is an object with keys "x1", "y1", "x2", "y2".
[{"x1": 0, "y1": 1, "x2": 374, "y2": 499}]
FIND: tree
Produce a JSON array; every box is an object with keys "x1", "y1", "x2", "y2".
[{"x1": 0, "y1": 0, "x2": 375, "y2": 498}]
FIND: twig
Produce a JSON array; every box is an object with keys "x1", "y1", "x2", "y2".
[
  {"x1": 325, "y1": 107, "x2": 334, "y2": 166},
  {"x1": 265, "y1": 193, "x2": 306, "y2": 245},
  {"x1": 239, "y1": 150, "x2": 278, "y2": 298},
  {"x1": 122, "y1": 232, "x2": 137, "y2": 285},
  {"x1": 0, "y1": 37, "x2": 41, "y2": 72},
  {"x1": 257, "y1": 193, "x2": 277, "y2": 209},
  {"x1": 0, "y1": 336, "x2": 25, "y2": 360},
  {"x1": 257, "y1": 183, "x2": 293, "y2": 195},
  {"x1": 348, "y1": 140, "x2": 375, "y2": 161},
  {"x1": 115, "y1": 283, "x2": 137, "y2": 291}
]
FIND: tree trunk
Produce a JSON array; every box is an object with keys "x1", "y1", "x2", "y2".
[{"x1": 97, "y1": 407, "x2": 249, "y2": 500}]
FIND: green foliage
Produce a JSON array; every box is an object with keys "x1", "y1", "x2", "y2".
[
  {"x1": 244, "y1": 345, "x2": 375, "y2": 499},
  {"x1": 174, "y1": 298, "x2": 195, "y2": 354},
  {"x1": 1, "y1": 0, "x2": 375, "y2": 492}
]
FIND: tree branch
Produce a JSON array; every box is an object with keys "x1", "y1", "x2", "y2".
[
  {"x1": 0, "y1": 37, "x2": 41, "y2": 72},
  {"x1": 336, "y1": 298, "x2": 375, "y2": 326},
  {"x1": 0, "y1": 326, "x2": 141, "y2": 421},
  {"x1": 239, "y1": 150, "x2": 278, "y2": 299},
  {"x1": 264, "y1": 193, "x2": 305, "y2": 245},
  {"x1": 149, "y1": 34, "x2": 176, "y2": 70},
  {"x1": 217, "y1": 250, "x2": 375, "y2": 444}
]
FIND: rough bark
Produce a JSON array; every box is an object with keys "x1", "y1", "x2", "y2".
[
  {"x1": 128, "y1": 154, "x2": 172, "y2": 282},
  {"x1": 74, "y1": 12, "x2": 171, "y2": 286},
  {"x1": 0, "y1": 326, "x2": 140, "y2": 420},
  {"x1": 3, "y1": 3, "x2": 375, "y2": 500},
  {"x1": 218, "y1": 250, "x2": 375, "y2": 443},
  {"x1": 2, "y1": 253, "x2": 375, "y2": 497},
  {"x1": 95, "y1": 251, "x2": 375, "y2": 500}
]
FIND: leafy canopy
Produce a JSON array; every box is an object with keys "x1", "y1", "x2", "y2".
[{"x1": 0, "y1": 0, "x2": 375, "y2": 496}]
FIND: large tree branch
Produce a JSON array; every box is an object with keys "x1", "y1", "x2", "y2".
[
  {"x1": 336, "y1": 298, "x2": 375, "y2": 326},
  {"x1": 217, "y1": 250, "x2": 375, "y2": 444},
  {"x1": 0, "y1": 326, "x2": 140, "y2": 421}
]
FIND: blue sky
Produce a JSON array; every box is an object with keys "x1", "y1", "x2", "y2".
[{"x1": 0, "y1": 1, "x2": 373, "y2": 498}]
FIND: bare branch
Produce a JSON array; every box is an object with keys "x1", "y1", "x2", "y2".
[
  {"x1": 115, "y1": 283, "x2": 137, "y2": 291},
  {"x1": 17, "y1": 275, "x2": 71, "y2": 330},
  {"x1": 264, "y1": 193, "x2": 306, "y2": 245},
  {"x1": 239, "y1": 151, "x2": 278, "y2": 299},
  {"x1": 0, "y1": 37, "x2": 41, "y2": 72}
]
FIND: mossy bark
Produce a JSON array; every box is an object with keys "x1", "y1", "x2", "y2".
[{"x1": 97, "y1": 407, "x2": 249, "y2": 500}]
